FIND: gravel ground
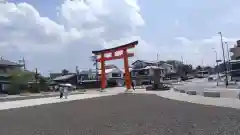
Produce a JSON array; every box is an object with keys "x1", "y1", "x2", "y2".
[{"x1": 0, "y1": 93, "x2": 240, "y2": 135}]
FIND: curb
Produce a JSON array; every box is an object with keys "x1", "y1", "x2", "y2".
[
  {"x1": 186, "y1": 91, "x2": 197, "y2": 95},
  {"x1": 203, "y1": 91, "x2": 221, "y2": 98},
  {"x1": 173, "y1": 88, "x2": 181, "y2": 92},
  {"x1": 179, "y1": 89, "x2": 186, "y2": 93}
]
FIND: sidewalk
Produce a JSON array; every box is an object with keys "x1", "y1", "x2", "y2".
[
  {"x1": 2, "y1": 87, "x2": 240, "y2": 111},
  {"x1": 154, "y1": 89, "x2": 240, "y2": 109},
  {"x1": 0, "y1": 90, "x2": 86, "y2": 102},
  {"x1": 0, "y1": 88, "x2": 126, "y2": 111},
  {"x1": 0, "y1": 87, "x2": 127, "y2": 102}
]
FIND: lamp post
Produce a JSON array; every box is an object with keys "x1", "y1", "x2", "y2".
[{"x1": 218, "y1": 32, "x2": 228, "y2": 87}]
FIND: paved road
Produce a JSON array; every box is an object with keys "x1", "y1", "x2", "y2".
[
  {"x1": 0, "y1": 94, "x2": 240, "y2": 135},
  {"x1": 172, "y1": 78, "x2": 240, "y2": 98}
]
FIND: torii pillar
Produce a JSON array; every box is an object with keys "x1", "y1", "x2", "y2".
[{"x1": 92, "y1": 41, "x2": 138, "y2": 91}]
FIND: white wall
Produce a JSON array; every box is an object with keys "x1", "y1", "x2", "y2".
[{"x1": 107, "y1": 68, "x2": 123, "y2": 79}]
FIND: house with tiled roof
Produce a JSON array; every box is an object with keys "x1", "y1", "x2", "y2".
[
  {"x1": 131, "y1": 60, "x2": 176, "y2": 85},
  {"x1": 0, "y1": 58, "x2": 23, "y2": 93}
]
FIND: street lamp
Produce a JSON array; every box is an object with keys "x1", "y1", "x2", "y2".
[{"x1": 218, "y1": 32, "x2": 228, "y2": 87}]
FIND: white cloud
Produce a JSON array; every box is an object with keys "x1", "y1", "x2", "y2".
[
  {"x1": 2, "y1": 0, "x2": 240, "y2": 75},
  {"x1": 0, "y1": 0, "x2": 147, "y2": 74},
  {"x1": 170, "y1": 36, "x2": 239, "y2": 67},
  {"x1": 0, "y1": 2, "x2": 71, "y2": 52}
]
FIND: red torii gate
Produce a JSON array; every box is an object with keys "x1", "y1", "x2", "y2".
[{"x1": 92, "y1": 41, "x2": 138, "y2": 90}]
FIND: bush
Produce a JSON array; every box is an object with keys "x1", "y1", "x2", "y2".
[
  {"x1": 39, "y1": 77, "x2": 49, "y2": 91},
  {"x1": 28, "y1": 83, "x2": 40, "y2": 93},
  {"x1": 8, "y1": 69, "x2": 35, "y2": 94},
  {"x1": 7, "y1": 85, "x2": 21, "y2": 95}
]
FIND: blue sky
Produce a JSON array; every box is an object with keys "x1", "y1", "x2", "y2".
[{"x1": 1, "y1": 0, "x2": 240, "y2": 75}]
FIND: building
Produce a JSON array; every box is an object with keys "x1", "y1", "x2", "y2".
[
  {"x1": 229, "y1": 60, "x2": 240, "y2": 81},
  {"x1": 0, "y1": 59, "x2": 22, "y2": 93},
  {"x1": 229, "y1": 40, "x2": 240, "y2": 81},
  {"x1": 230, "y1": 40, "x2": 240, "y2": 60},
  {"x1": 53, "y1": 74, "x2": 78, "y2": 85},
  {"x1": 79, "y1": 69, "x2": 97, "y2": 81},
  {"x1": 166, "y1": 60, "x2": 183, "y2": 74},
  {"x1": 131, "y1": 60, "x2": 175, "y2": 76},
  {"x1": 98, "y1": 65, "x2": 124, "y2": 86},
  {"x1": 131, "y1": 60, "x2": 175, "y2": 85}
]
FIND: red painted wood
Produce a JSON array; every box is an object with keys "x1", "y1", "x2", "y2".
[
  {"x1": 100, "y1": 53, "x2": 106, "y2": 89},
  {"x1": 92, "y1": 41, "x2": 138, "y2": 55},
  {"x1": 111, "y1": 51, "x2": 115, "y2": 57},
  {"x1": 123, "y1": 49, "x2": 132, "y2": 90},
  {"x1": 97, "y1": 53, "x2": 134, "y2": 62}
]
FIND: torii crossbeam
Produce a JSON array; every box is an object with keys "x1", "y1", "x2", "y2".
[{"x1": 92, "y1": 41, "x2": 138, "y2": 90}]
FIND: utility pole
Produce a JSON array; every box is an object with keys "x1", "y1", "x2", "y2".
[
  {"x1": 157, "y1": 53, "x2": 159, "y2": 61},
  {"x1": 225, "y1": 42, "x2": 231, "y2": 72},
  {"x1": 19, "y1": 57, "x2": 26, "y2": 70},
  {"x1": 35, "y1": 68, "x2": 39, "y2": 92},
  {"x1": 35, "y1": 68, "x2": 38, "y2": 82},
  {"x1": 22, "y1": 57, "x2": 26, "y2": 70},
  {"x1": 213, "y1": 49, "x2": 220, "y2": 86},
  {"x1": 218, "y1": 32, "x2": 228, "y2": 87},
  {"x1": 181, "y1": 56, "x2": 184, "y2": 64},
  {"x1": 76, "y1": 66, "x2": 79, "y2": 85},
  {"x1": 201, "y1": 58, "x2": 204, "y2": 77}
]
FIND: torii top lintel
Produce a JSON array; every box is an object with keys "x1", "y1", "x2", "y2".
[{"x1": 92, "y1": 41, "x2": 138, "y2": 55}]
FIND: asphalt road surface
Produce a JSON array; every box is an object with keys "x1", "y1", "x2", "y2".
[{"x1": 0, "y1": 94, "x2": 240, "y2": 135}]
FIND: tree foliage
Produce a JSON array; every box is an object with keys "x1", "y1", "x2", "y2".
[
  {"x1": 7, "y1": 69, "x2": 35, "y2": 94},
  {"x1": 38, "y1": 76, "x2": 49, "y2": 92},
  {"x1": 196, "y1": 65, "x2": 202, "y2": 71},
  {"x1": 61, "y1": 69, "x2": 69, "y2": 76},
  {"x1": 182, "y1": 64, "x2": 193, "y2": 75}
]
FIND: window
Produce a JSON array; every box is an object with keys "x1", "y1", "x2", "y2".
[
  {"x1": 112, "y1": 73, "x2": 121, "y2": 77},
  {"x1": 138, "y1": 70, "x2": 149, "y2": 75},
  {"x1": 131, "y1": 71, "x2": 137, "y2": 77}
]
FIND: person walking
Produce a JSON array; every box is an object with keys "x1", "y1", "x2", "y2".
[
  {"x1": 131, "y1": 81, "x2": 135, "y2": 91},
  {"x1": 64, "y1": 86, "x2": 69, "y2": 99},
  {"x1": 59, "y1": 86, "x2": 63, "y2": 98}
]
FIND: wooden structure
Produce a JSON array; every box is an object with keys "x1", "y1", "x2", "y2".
[{"x1": 92, "y1": 41, "x2": 138, "y2": 90}]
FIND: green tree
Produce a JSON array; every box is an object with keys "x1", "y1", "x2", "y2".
[
  {"x1": 61, "y1": 69, "x2": 69, "y2": 76},
  {"x1": 39, "y1": 77, "x2": 49, "y2": 92},
  {"x1": 196, "y1": 65, "x2": 202, "y2": 71},
  {"x1": 8, "y1": 69, "x2": 35, "y2": 95},
  {"x1": 182, "y1": 64, "x2": 193, "y2": 75}
]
